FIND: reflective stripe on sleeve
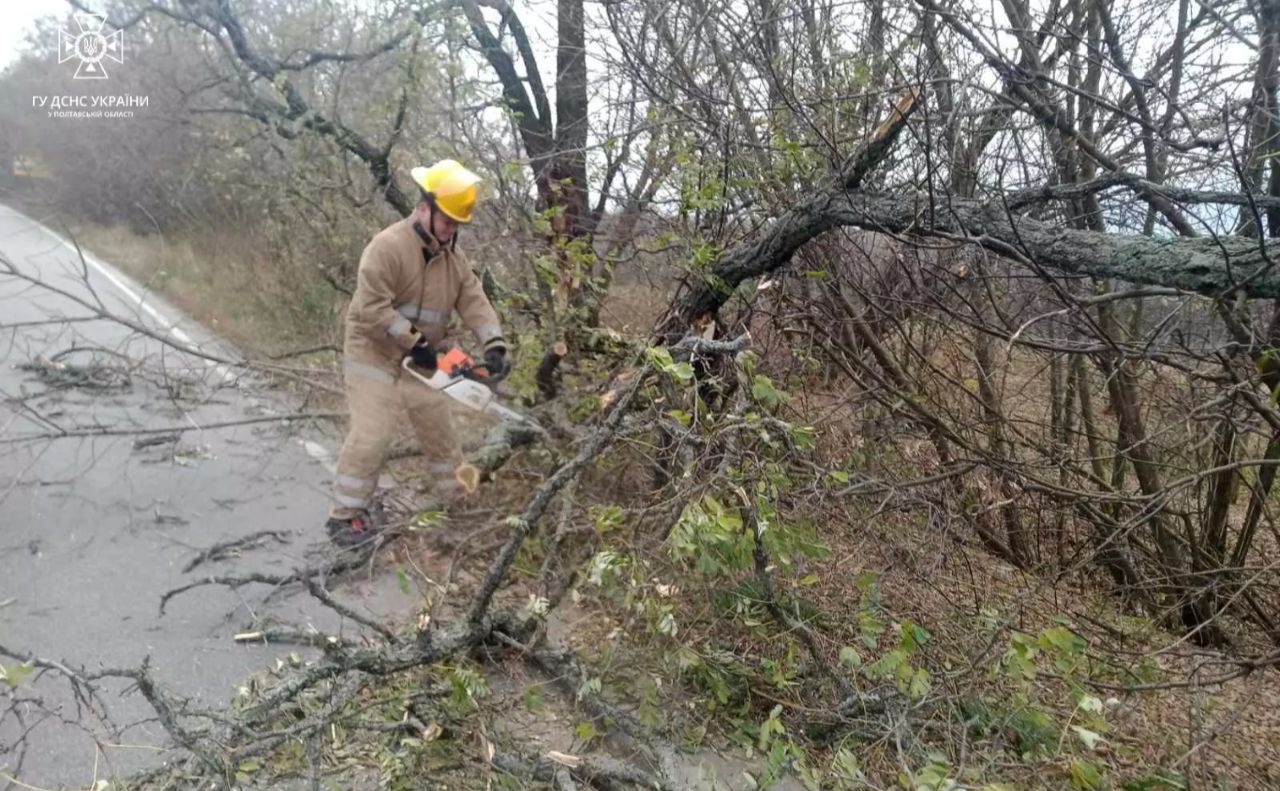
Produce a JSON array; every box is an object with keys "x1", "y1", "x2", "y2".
[
  {"x1": 388, "y1": 315, "x2": 411, "y2": 338},
  {"x1": 396, "y1": 304, "x2": 448, "y2": 325}
]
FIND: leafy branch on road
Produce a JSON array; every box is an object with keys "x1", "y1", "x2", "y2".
[{"x1": 3, "y1": 334, "x2": 746, "y2": 789}]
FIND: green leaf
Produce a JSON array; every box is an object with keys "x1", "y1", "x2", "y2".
[
  {"x1": 1072, "y1": 726, "x2": 1106, "y2": 751},
  {"x1": 913, "y1": 623, "x2": 932, "y2": 645},
  {"x1": 790, "y1": 424, "x2": 817, "y2": 450},
  {"x1": 1, "y1": 662, "x2": 34, "y2": 689},
  {"x1": 757, "y1": 704, "x2": 785, "y2": 751},
  {"x1": 447, "y1": 665, "x2": 491, "y2": 710},
  {"x1": 858, "y1": 608, "x2": 886, "y2": 643},
  {"x1": 577, "y1": 675, "x2": 602, "y2": 701},
  {"x1": 1039, "y1": 626, "x2": 1086, "y2": 655},
  {"x1": 675, "y1": 646, "x2": 702, "y2": 670},
  {"x1": 1070, "y1": 759, "x2": 1103, "y2": 789},
  {"x1": 912, "y1": 756, "x2": 953, "y2": 790},
  {"x1": 900, "y1": 620, "x2": 931, "y2": 651},
  {"x1": 657, "y1": 611, "x2": 679, "y2": 637},
  {"x1": 646, "y1": 346, "x2": 695, "y2": 382},
  {"x1": 645, "y1": 346, "x2": 675, "y2": 370},
  {"x1": 396, "y1": 565, "x2": 410, "y2": 595},
  {"x1": 575, "y1": 720, "x2": 599, "y2": 741},
  {"x1": 863, "y1": 649, "x2": 906, "y2": 680},
  {"x1": 521, "y1": 684, "x2": 544, "y2": 711},
  {"x1": 839, "y1": 646, "x2": 862, "y2": 669},
  {"x1": 1076, "y1": 693, "x2": 1104, "y2": 715},
  {"x1": 855, "y1": 571, "x2": 880, "y2": 596},
  {"x1": 590, "y1": 504, "x2": 624, "y2": 534},
  {"x1": 751, "y1": 374, "x2": 786, "y2": 408},
  {"x1": 668, "y1": 408, "x2": 692, "y2": 426},
  {"x1": 832, "y1": 747, "x2": 862, "y2": 780},
  {"x1": 410, "y1": 510, "x2": 446, "y2": 530},
  {"x1": 908, "y1": 668, "x2": 932, "y2": 699}
]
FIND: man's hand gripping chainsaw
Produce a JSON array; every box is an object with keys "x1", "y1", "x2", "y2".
[{"x1": 402, "y1": 346, "x2": 544, "y2": 434}]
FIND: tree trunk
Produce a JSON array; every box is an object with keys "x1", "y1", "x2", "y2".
[{"x1": 972, "y1": 278, "x2": 1028, "y2": 563}]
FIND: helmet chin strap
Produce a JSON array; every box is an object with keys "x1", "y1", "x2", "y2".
[{"x1": 412, "y1": 201, "x2": 459, "y2": 249}]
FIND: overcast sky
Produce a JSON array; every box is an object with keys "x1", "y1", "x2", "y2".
[{"x1": 0, "y1": 0, "x2": 67, "y2": 70}]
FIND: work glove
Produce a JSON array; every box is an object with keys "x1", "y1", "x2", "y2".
[
  {"x1": 409, "y1": 338, "x2": 437, "y2": 372},
  {"x1": 483, "y1": 346, "x2": 507, "y2": 378}
]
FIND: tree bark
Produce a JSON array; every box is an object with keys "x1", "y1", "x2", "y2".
[{"x1": 661, "y1": 186, "x2": 1280, "y2": 344}]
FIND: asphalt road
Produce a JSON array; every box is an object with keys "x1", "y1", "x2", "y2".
[{"x1": 0, "y1": 203, "x2": 411, "y2": 788}]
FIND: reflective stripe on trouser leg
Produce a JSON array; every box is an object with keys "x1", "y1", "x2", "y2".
[
  {"x1": 397, "y1": 376, "x2": 465, "y2": 501},
  {"x1": 433, "y1": 477, "x2": 463, "y2": 498},
  {"x1": 426, "y1": 461, "x2": 464, "y2": 498},
  {"x1": 333, "y1": 472, "x2": 377, "y2": 512},
  {"x1": 330, "y1": 363, "x2": 401, "y2": 519}
]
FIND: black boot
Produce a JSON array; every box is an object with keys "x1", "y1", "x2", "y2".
[{"x1": 325, "y1": 511, "x2": 375, "y2": 547}]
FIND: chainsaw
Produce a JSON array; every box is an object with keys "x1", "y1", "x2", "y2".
[{"x1": 402, "y1": 346, "x2": 544, "y2": 434}]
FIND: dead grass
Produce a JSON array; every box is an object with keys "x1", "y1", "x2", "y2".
[{"x1": 64, "y1": 222, "x2": 343, "y2": 358}]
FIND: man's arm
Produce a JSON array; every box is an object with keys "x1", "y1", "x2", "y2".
[
  {"x1": 455, "y1": 260, "x2": 505, "y2": 353},
  {"x1": 348, "y1": 242, "x2": 421, "y2": 351}
]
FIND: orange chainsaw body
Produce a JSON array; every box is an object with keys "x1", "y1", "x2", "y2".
[{"x1": 401, "y1": 347, "x2": 543, "y2": 433}]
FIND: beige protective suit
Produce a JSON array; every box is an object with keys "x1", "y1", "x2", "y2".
[{"x1": 330, "y1": 216, "x2": 505, "y2": 519}]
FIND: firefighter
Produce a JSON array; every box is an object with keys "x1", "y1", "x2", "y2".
[{"x1": 326, "y1": 159, "x2": 507, "y2": 546}]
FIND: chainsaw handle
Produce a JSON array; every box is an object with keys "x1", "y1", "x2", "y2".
[
  {"x1": 435, "y1": 344, "x2": 509, "y2": 384},
  {"x1": 401, "y1": 352, "x2": 508, "y2": 385},
  {"x1": 461, "y1": 363, "x2": 508, "y2": 385}
]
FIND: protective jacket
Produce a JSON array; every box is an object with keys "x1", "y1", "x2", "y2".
[
  {"x1": 343, "y1": 216, "x2": 504, "y2": 382},
  {"x1": 328, "y1": 216, "x2": 504, "y2": 520}
]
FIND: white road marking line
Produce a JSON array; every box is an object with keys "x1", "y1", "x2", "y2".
[
  {"x1": 302, "y1": 440, "x2": 337, "y2": 474},
  {"x1": 6, "y1": 207, "x2": 389, "y2": 495},
  {"x1": 5, "y1": 207, "x2": 237, "y2": 383}
]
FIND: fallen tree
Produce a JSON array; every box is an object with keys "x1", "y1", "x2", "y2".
[
  {"x1": 661, "y1": 178, "x2": 1280, "y2": 342},
  {"x1": 646, "y1": 76, "x2": 1280, "y2": 643}
]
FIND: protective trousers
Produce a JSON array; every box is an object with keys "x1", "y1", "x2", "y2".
[{"x1": 329, "y1": 361, "x2": 466, "y2": 519}]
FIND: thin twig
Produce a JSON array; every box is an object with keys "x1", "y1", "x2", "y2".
[{"x1": 182, "y1": 530, "x2": 291, "y2": 573}]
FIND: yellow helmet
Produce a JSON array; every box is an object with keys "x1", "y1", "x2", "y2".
[{"x1": 411, "y1": 159, "x2": 482, "y2": 223}]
